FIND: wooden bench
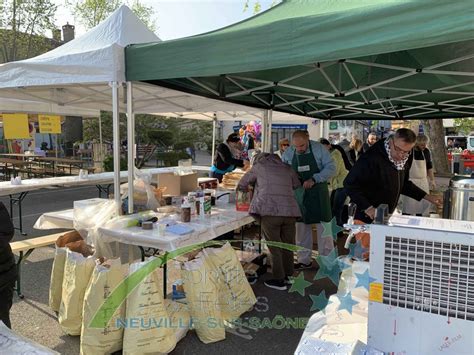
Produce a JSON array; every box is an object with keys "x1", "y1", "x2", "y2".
[{"x1": 10, "y1": 231, "x2": 72, "y2": 299}]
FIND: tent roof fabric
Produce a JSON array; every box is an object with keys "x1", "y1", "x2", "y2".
[
  {"x1": 0, "y1": 6, "x2": 292, "y2": 122},
  {"x1": 126, "y1": 0, "x2": 474, "y2": 120},
  {"x1": 0, "y1": 5, "x2": 159, "y2": 87}
]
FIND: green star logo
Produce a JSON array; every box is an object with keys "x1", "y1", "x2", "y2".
[
  {"x1": 288, "y1": 272, "x2": 312, "y2": 297},
  {"x1": 314, "y1": 249, "x2": 342, "y2": 285},
  {"x1": 309, "y1": 291, "x2": 332, "y2": 312},
  {"x1": 321, "y1": 217, "x2": 344, "y2": 241}
]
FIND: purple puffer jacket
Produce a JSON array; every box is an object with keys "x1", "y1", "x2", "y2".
[{"x1": 238, "y1": 153, "x2": 302, "y2": 217}]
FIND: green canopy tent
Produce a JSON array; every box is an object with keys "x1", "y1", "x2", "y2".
[{"x1": 125, "y1": 0, "x2": 474, "y2": 121}]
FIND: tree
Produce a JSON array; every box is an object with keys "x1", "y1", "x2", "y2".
[
  {"x1": 422, "y1": 119, "x2": 450, "y2": 175},
  {"x1": 453, "y1": 118, "x2": 474, "y2": 135},
  {"x1": 244, "y1": 0, "x2": 279, "y2": 14},
  {"x1": 0, "y1": 0, "x2": 58, "y2": 62},
  {"x1": 83, "y1": 113, "x2": 214, "y2": 167},
  {"x1": 66, "y1": 0, "x2": 156, "y2": 31}
]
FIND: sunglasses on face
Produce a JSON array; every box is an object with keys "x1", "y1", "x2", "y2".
[{"x1": 281, "y1": 143, "x2": 290, "y2": 147}]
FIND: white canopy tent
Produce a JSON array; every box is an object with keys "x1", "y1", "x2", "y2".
[
  {"x1": 0, "y1": 98, "x2": 99, "y2": 117},
  {"x1": 0, "y1": 5, "x2": 313, "y2": 212}
]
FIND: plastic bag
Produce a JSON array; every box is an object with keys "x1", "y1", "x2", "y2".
[
  {"x1": 80, "y1": 258, "x2": 126, "y2": 355},
  {"x1": 73, "y1": 199, "x2": 118, "y2": 258},
  {"x1": 58, "y1": 248, "x2": 95, "y2": 335},
  {"x1": 120, "y1": 168, "x2": 161, "y2": 211},
  {"x1": 203, "y1": 243, "x2": 257, "y2": 321},
  {"x1": 123, "y1": 258, "x2": 177, "y2": 355},
  {"x1": 49, "y1": 230, "x2": 83, "y2": 313},
  {"x1": 236, "y1": 188, "x2": 253, "y2": 212},
  {"x1": 182, "y1": 257, "x2": 225, "y2": 344}
]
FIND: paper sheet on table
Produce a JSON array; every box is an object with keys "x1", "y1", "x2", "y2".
[{"x1": 0, "y1": 321, "x2": 59, "y2": 354}]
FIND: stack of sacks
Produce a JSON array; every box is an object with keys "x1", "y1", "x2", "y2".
[{"x1": 182, "y1": 242, "x2": 257, "y2": 343}]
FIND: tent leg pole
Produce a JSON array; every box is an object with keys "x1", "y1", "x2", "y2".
[
  {"x1": 99, "y1": 113, "x2": 103, "y2": 145},
  {"x1": 127, "y1": 81, "x2": 134, "y2": 215},
  {"x1": 267, "y1": 109, "x2": 273, "y2": 152},
  {"x1": 111, "y1": 81, "x2": 121, "y2": 215},
  {"x1": 211, "y1": 116, "x2": 217, "y2": 166},
  {"x1": 262, "y1": 110, "x2": 268, "y2": 153}
]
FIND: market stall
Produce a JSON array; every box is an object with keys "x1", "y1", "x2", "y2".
[
  {"x1": 33, "y1": 176, "x2": 260, "y2": 353},
  {"x1": 0, "y1": 165, "x2": 209, "y2": 234},
  {"x1": 0, "y1": 5, "x2": 311, "y2": 215},
  {"x1": 123, "y1": 1, "x2": 474, "y2": 353}
]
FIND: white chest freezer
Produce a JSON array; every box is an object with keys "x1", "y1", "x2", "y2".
[{"x1": 368, "y1": 215, "x2": 474, "y2": 354}]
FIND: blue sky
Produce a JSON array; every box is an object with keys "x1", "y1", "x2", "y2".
[{"x1": 55, "y1": 0, "x2": 276, "y2": 40}]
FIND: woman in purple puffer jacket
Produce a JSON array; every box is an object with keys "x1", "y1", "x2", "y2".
[{"x1": 238, "y1": 153, "x2": 301, "y2": 291}]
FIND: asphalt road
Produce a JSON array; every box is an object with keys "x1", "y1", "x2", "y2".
[{"x1": 6, "y1": 159, "x2": 336, "y2": 354}]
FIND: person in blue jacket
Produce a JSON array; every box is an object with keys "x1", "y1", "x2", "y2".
[{"x1": 282, "y1": 130, "x2": 336, "y2": 270}]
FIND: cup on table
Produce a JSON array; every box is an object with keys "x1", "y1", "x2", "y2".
[{"x1": 157, "y1": 223, "x2": 166, "y2": 235}]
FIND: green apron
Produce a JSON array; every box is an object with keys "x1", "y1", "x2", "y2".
[{"x1": 292, "y1": 144, "x2": 332, "y2": 224}]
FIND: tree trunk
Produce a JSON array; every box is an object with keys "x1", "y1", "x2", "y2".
[{"x1": 424, "y1": 119, "x2": 450, "y2": 175}]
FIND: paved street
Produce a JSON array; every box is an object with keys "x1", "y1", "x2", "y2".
[{"x1": 6, "y1": 155, "x2": 336, "y2": 354}]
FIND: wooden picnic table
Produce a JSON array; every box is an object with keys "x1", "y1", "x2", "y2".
[
  {"x1": 0, "y1": 158, "x2": 32, "y2": 179},
  {"x1": 0, "y1": 153, "x2": 43, "y2": 160},
  {"x1": 36, "y1": 157, "x2": 86, "y2": 175}
]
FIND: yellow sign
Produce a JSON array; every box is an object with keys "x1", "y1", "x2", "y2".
[
  {"x1": 3, "y1": 113, "x2": 30, "y2": 139},
  {"x1": 38, "y1": 115, "x2": 62, "y2": 134},
  {"x1": 369, "y1": 282, "x2": 383, "y2": 303}
]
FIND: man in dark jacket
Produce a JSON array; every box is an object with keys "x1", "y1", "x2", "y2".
[
  {"x1": 0, "y1": 202, "x2": 16, "y2": 328},
  {"x1": 344, "y1": 128, "x2": 442, "y2": 223},
  {"x1": 211, "y1": 132, "x2": 249, "y2": 182}
]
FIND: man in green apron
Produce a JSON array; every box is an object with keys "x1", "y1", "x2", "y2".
[{"x1": 282, "y1": 130, "x2": 336, "y2": 270}]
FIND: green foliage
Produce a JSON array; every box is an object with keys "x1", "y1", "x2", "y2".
[
  {"x1": 66, "y1": 0, "x2": 156, "y2": 31},
  {"x1": 243, "y1": 0, "x2": 279, "y2": 14},
  {"x1": 103, "y1": 154, "x2": 128, "y2": 172},
  {"x1": 0, "y1": 0, "x2": 58, "y2": 62},
  {"x1": 156, "y1": 151, "x2": 191, "y2": 167},
  {"x1": 453, "y1": 118, "x2": 474, "y2": 135},
  {"x1": 147, "y1": 129, "x2": 174, "y2": 147},
  {"x1": 83, "y1": 112, "x2": 214, "y2": 165}
]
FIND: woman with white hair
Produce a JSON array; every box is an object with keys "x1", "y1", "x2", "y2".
[{"x1": 401, "y1": 134, "x2": 436, "y2": 216}]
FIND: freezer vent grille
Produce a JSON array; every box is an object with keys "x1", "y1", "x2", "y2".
[{"x1": 383, "y1": 236, "x2": 474, "y2": 321}]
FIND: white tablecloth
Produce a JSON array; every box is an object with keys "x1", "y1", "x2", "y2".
[
  {"x1": 34, "y1": 202, "x2": 254, "y2": 252},
  {"x1": 34, "y1": 209, "x2": 74, "y2": 230},
  {"x1": 0, "y1": 321, "x2": 58, "y2": 354},
  {"x1": 295, "y1": 261, "x2": 383, "y2": 355},
  {"x1": 98, "y1": 204, "x2": 254, "y2": 252},
  {"x1": 0, "y1": 166, "x2": 210, "y2": 196}
]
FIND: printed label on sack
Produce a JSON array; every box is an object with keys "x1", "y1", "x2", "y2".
[{"x1": 369, "y1": 282, "x2": 383, "y2": 303}]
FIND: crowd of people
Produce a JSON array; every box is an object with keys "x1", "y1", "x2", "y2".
[{"x1": 215, "y1": 127, "x2": 443, "y2": 290}]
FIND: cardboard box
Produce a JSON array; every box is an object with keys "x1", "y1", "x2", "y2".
[{"x1": 157, "y1": 172, "x2": 198, "y2": 196}]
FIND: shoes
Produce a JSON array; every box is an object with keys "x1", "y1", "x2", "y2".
[
  {"x1": 284, "y1": 276, "x2": 294, "y2": 285},
  {"x1": 294, "y1": 262, "x2": 312, "y2": 271},
  {"x1": 264, "y1": 279, "x2": 287, "y2": 290}
]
